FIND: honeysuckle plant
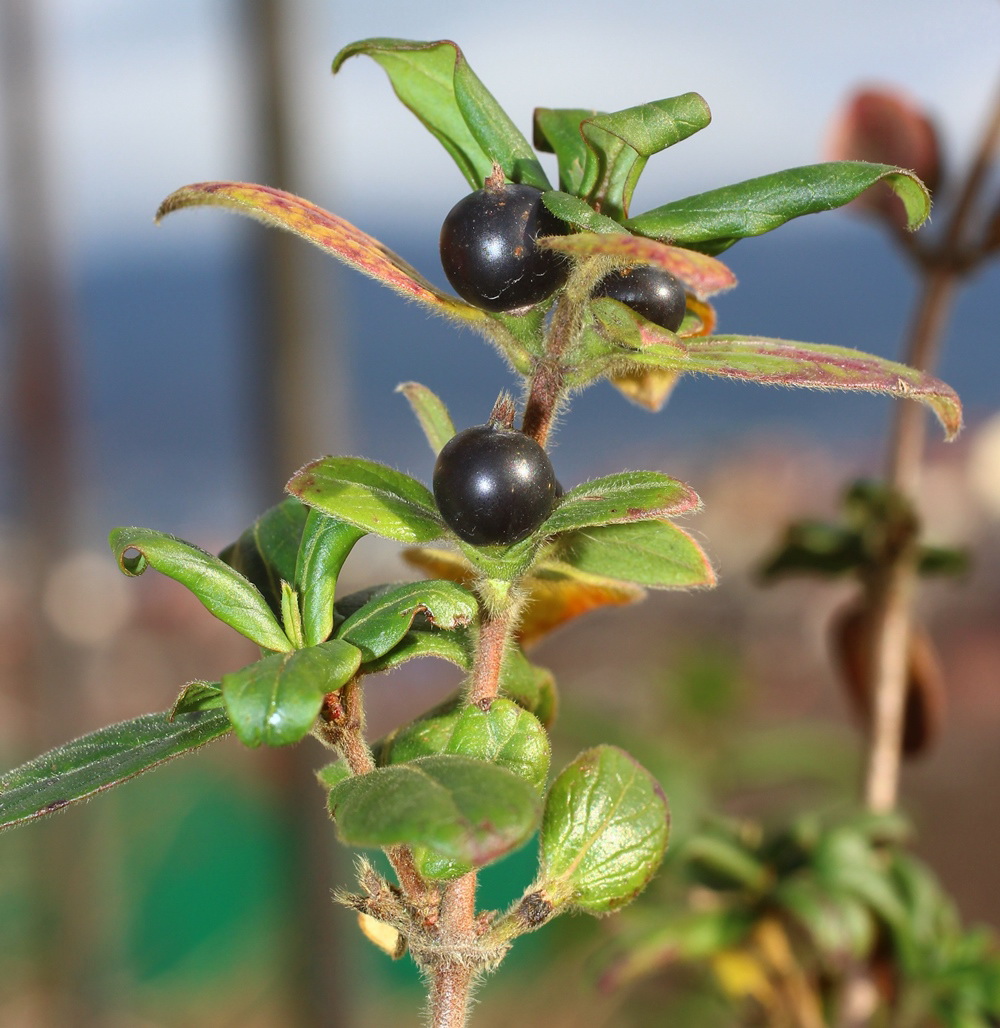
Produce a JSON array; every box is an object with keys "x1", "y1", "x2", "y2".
[{"x1": 0, "y1": 37, "x2": 964, "y2": 1027}]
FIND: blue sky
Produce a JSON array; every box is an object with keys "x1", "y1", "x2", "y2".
[{"x1": 9, "y1": 0, "x2": 1000, "y2": 253}]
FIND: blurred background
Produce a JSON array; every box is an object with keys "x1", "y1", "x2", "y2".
[{"x1": 0, "y1": 0, "x2": 998, "y2": 1024}]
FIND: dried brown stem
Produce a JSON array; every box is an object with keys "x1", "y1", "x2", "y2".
[{"x1": 862, "y1": 78, "x2": 1000, "y2": 813}]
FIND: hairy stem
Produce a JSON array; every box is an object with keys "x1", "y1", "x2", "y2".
[
  {"x1": 428, "y1": 874, "x2": 479, "y2": 1028},
  {"x1": 469, "y1": 600, "x2": 516, "y2": 709},
  {"x1": 863, "y1": 79, "x2": 1000, "y2": 813}
]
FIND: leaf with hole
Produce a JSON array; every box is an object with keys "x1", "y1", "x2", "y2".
[{"x1": 110, "y1": 526, "x2": 292, "y2": 652}]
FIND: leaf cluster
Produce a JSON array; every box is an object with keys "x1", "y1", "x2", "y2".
[{"x1": 599, "y1": 811, "x2": 1000, "y2": 1026}]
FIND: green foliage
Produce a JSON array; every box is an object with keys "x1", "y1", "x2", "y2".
[
  {"x1": 535, "y1": 746, "x2": 670, "y2": 915},
  {"x1": 328, "y1": 754, "x2": 541, "y2": 867},
  {"x1": 0, "y1": 711, "x2": 231, "y2": 831},
  {"x1": 761, "y1": 478, "x2": 970, "y2": 582},
  {"x1": 287, "y1": 456, "x2": 444, "y2": 543},
  {"x1": 221, "y1": 641, "x2": 362, "y2": 747},
  {"x1": 110, "y1": 526, "x2": 293, "y2": 652}
]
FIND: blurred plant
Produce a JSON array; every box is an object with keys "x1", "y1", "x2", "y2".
[
  {"x1": 599, "y1": 812, "x2": 1000, "y2": 1027},
  {"x1": 0, "y1": 39, "x2": 969, "y2": 1027}
]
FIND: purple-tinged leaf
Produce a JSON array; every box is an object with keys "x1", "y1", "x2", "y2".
[
  {"x1": 623, "y1": 331, "x2": 962, "y2": 440},
  {"x1": 540, "y1": 231, "x2": 735, "y2": 299},
  {"x1": 541, "y1": 471, "x2": 699, "y2": 536},
  {"x1": 157, "y1": 182, "x2": 488, "y2": 326}
]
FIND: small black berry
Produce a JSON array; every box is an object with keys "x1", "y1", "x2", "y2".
[
  {"x1": 593, "y1": 264, "x2": 687, "y2": 332},
  {"x1": 433, "y1": 424, "x2": 558, "y2": 546},
  {"x1": 439, "y1": 183, "x2": 568, "y2": 312}
]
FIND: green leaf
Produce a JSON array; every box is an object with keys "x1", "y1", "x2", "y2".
[
  {"x1": 157, "y1": 182, "x2": 489, "y2": 328},
  {"x1": 294, "y1": 510, "x2": 365, "y2": 647},
  {"x1": 623, "y1": 333, "x2": 963, "y2": 441},
  {"x1": 383, "y1": 698, "x2": 550, "y2": 789},
  {"x1": 0, "y1": 710, "x2": 231, "y2": 831},
  {"x1": 328, "y1": 754, "x2": 541, "y2": 867},
  {"x1": 316, "y1": 761, "x2": 351, "y2": 791},
  {"x1": 169, "y1": 681, "x2": 224, "y2": 717},
  {"x1": 683, "y1": 832, "x2": 771, "y2": 892},
  {"x1": 221, "y1": 640, "x2": 362, "y2": 747},
  {"x1": 625, "y1": 161, "x2": 931, "y2": 253},
  {"x1": 541, "y1": 471, "x2": 699, "y2": 536},
  {"x1": 500, "y1": 649, "x2": 558, "y2": 728},
  {"x1": 537, "y1": 745, "x2": 669, "y2": 914},
  {"x1": 534, "y1": 111, "x2": 597, "y2": 195},
  {"x1": 337, "y1": 580, "x2": 477, "y2": 662},
  {"x1": 540, "y1": 190, "x2": 622, "y2": 234},
  {"x1": 776, "y1": 876, "x2": 876, "y2": 962},
  {"x1": 287, "y1": 456, "x2": 444, "y2": 543},
  {"x1": 396, "y1": 381, "x2": 456, "y2": 455},
  {"x1": 578, "y1": 95, "x2": 712, "y2": 219},
  {"x1": 759, "y1": 520, "x2": 867, "y2": 580},
  {"x1": 333, "y1": 38, "x2": 549, "y2": 191},
  {"x1": 110, "y1": 526, "x2": 292, "y2": 652},
  {"x1": 361, "y1": 628, "x2": 472, "y2": 675},
  {"x1": 219, "y1": 497, "x2": 308, "y2": 614},
  {"x1": 556, "y1": 521, "x2": 716, "y2": 590}
]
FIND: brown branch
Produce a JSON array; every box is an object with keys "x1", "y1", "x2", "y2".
[
  {"x1": 862, "y1": 77, "x2": 1000, "y2": 813},
  {"x1": 469, "y1": 602, "x2": 515, "y2": 710}
]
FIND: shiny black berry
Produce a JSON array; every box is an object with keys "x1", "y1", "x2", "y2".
[
  {"x1": 433, "y1": 424, "x2": 558, "y2": 546},
  {"x1": 593, "y1": 264, "x2": 687, "y2": 332},
  {"x1": 439, "y1": 183, "x2": 568, "y2": 312}
]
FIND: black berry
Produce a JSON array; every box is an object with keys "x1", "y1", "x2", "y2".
[
  {"x1": 593, "y1": 264, "x2": 687, "y2": 332},
  {"x1": 439, "y1": 183, "x2": 568, "y2": 312},
  {"x1": 433, "y1": 424, "x2": 558, "y2": 546}
]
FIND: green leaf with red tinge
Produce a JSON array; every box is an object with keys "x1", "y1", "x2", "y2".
[
  {"x1": 540, "y1": 231, "x2": 736, "y2": 300},
  {"x1": 541, "y1": 471, "x2": 700, "y2": 536},
  {"x1": 554, "y1": 521, "x2": 716, "y2": 590},
  {"x1": 287, "y1": 456, "x2": 444, "y2": 543},
  {"x1": 333, "y1": 38, "x2": 549, "y2": 191},
  {"x1": 624, "y1": 161, "x2": 930, "y2": 254},
  {"x1": 620, "y1": 332, "x2": 962, "y2": 440},
  {"x1": 157, "y1": 182, "x2": 488, "y2": 326},
  {"x1": 328, "y1": 754, "x2": 541, "y2": 867}
]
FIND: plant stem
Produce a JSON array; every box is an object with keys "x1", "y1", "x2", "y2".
[
  {"x1": 522, "y1": 290, "x2": 583, "y2": 445},
  {"x1": 428, "y1": 874, "x2": 479, "y2": 1028},
  {"x1": 862, "y1": 78, "x2": 1000, "y2": 813},
  {"x1": 469, "y1": 601, "x2": 515, "y2": 709}
]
